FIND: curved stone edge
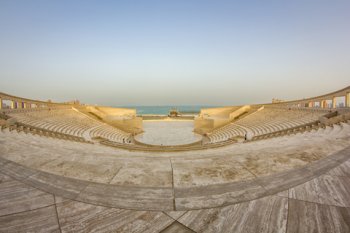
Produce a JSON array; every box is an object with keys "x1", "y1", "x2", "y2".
[
  {"x1": 174, "y1": 146, "x2": 350, "y2": 210},
  {"x1": 100, "y1": 138, "x2": 236, "y2": 152},
  {"x1": 0, "y1": 157, "x2": 174, "y2": 211},
  {"x1": 0, "y1": 146, "x2": 349, "y2": 211}
]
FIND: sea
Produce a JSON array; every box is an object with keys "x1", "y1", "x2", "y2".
[{"x1": 120, "y1": 106, "x2": 219, "y2": 115}]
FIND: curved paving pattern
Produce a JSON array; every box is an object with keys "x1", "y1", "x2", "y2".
[
  {"x1": 0, "y1": 146, "x2": 350, "y2": 212},
  {"x1": 1, "y1": 153, "x2": 350, "y2": 232},
  {"x1": 1, "y1": 120, "x2": 350, "y2": 231}
]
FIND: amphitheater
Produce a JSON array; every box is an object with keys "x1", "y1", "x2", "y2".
[{"x1": 0, "y1": 86, "x2": 350, "y2": 233}]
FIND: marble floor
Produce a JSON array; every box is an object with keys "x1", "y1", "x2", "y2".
[
  {"x1": 0, "y1": 123, "x2": 350, "y2": 232},
  {"x1": 134, "y1": 120, "x2": 202, "y2": 146},
  {"x1": 0, "y1": 157, "x2": 349, "y2": 233}
]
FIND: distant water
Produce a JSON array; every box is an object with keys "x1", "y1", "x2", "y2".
[{"x1": 120, "y1": 106, "x2": 219, "y2": 115}]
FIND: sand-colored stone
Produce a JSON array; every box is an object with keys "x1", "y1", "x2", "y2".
[{"x1": 1, "y1": 87, "x2": 350, "y2": 231}]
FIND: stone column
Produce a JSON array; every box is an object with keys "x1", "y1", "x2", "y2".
[
  {"x1": 0, "y1": 98, "x2": 2, "y2": 109},
  {"x1": 332, "y1": 97, "x2": 337, "y2": 108},
  {"x1": 346, "y1": 93, "x2": 350, "y2": 108}
]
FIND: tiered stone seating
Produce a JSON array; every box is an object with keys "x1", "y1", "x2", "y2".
[
  {"x1": 208, "y1": 107, "x2": 329, "y2": 143},
  {"x1": 3, "y1": 105, "x2": 349, "y2": 150},
  {"x1": 100, "y1": 137, "x2": 236, "y2": 152},
  {"x1": 6, "y1": 108, "x2": 131, "y2": 143},
  {"x1": 9, "y1": 109, "x2": 93, "y2": 137},
  {"x1": 89, "y1": 124, "x2": 130, "y2": 142},
  {"x1": 0, "y1": 119, "x2": 90, "y2": 143},
  {"x1": 1, "y1": 112, "x2": 350, "y2": 232}
]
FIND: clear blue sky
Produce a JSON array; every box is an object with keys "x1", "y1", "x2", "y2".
[{"x1": 0, "y1": 0, "x2": 349, "y2": 106}]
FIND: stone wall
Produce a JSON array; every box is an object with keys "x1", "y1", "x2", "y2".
[
  {"x1": 86, "y1": 105, "x2": 143, "y2": 134},
  {"x1": 194, "y1": 105, "x2": 251, "y2": 134}
]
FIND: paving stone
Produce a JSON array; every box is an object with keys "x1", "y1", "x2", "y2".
[
  {"x1": 161, "y1": 221, "x2": 195, "y2": 233},
  {"x1": 177, "y1": 195, "x2": 288, "y2": 233},
  {"x1": 257, "y1": 167, "x2": 315, "y2": 195},
  {"x1": 305, "y1": 156, "x2": 340, "y2": 176},
  {"x1": 329, "y1": 147, "x2": 350, "y2": 163},
  {"x1": 287, "y1": 199, "x2": 350, "y2": 233},
  {"x1": 327, "y1": 159, "x2": 350, "y2": 177},
  {"x1": 0, "y1": 172, "x2": 12, "y2": 183},
  {"x1": 39, "y1": 157, "x2": 123, "y2": 183},
  {"x1": 175, "y1": 179, "x2": 266, "y2": 210},
  {"x1": 76, "y1": 182, "x2": 174, "y2": 211},
  {"x1": 24, "y1": 170, "x2": 90, "y2": 200},
  {"x1": 0, "y1": 159, "x2": 39, "y2": 180},
  {"x1": 57, "y1": 199, "x2": 174, "y2": 233},
  {"x1": 109, "y1": 157, "x2": 172, "y2": 187},
  {"x1": 0, "y1": 206, "x2": 60, "y2": 233},
  {"x1": 0, "y1": 156, "x2": 10, "y2": 167},
  {"x1": 164, "y1": 211, "x2": 187, "y2": 220},
  {"x1": 289, "y1": 175, "x2": 350, "y2": 207},
  {"x1": 172, "y1": 156, "x2": 255, "y2": 187},
  {"x1": 0, "y1": 179, "x2": 54, "y2": 216},
  {"x1": 275, "y1": 190, "x2": 289, "y2": 198}
]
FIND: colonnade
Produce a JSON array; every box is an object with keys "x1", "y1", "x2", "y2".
[
  {"x1": 303, "y1": 94, "x2": 350, "y2": 108},
  {"x1": 0, "y1": 92, "x2": 61, "y2": 110},
  {"x1": 0, "y1": 99, "x2": 36, "y2": 110},
  {"x1": 1, "y1": 86, "x2": 350, "y2": 111},
  {"x1": 0, "y1": 98, "x2": 46, "y2": 110},
  {"x1": 281, "y1": 87, "x2": 350, "y2": 109}
]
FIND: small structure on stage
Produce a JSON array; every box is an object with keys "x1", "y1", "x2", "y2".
[{"x1": 168, "y1": 108, "x2": 179, "y2": 117}]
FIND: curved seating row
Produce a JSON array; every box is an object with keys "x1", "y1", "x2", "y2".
[
  {"x1": 0, "y1": 120, "x2": 90, "y2": 143},
  {"x1": 3, "y1": 106, "x2": 349, "y2": 151},
  {"x1": 5, "y1": 108, "x2": 131, "y2": 143},
  {"x1": 208, "y1": 107, "x2": 331, "y2": 143},
  {"x1": 100, "y1": 138, "x2": 236, "y2": 152}
]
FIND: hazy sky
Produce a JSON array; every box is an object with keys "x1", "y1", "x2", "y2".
[{"x1": 0, "y1": 1, "x2": 349, "y2": 106}]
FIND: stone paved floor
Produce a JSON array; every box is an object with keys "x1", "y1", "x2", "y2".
[
  {"x1": 1, "y1": 123, "x2": 349, "y2": 188},
  {"x1": 134, "y1": 120, "x2": 202, "y2": 146},
  {"x1": 0, "y1": 124, "x2": 350, "y2": 232},
  {"x1": 1, "y1": 161, "x2": 349, "y2": 233}
]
